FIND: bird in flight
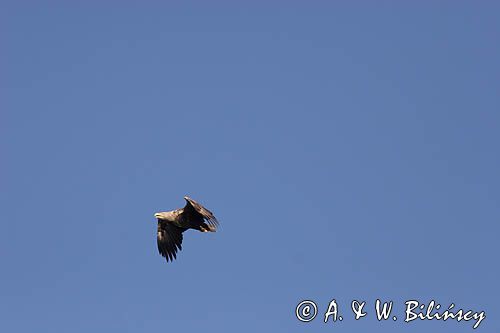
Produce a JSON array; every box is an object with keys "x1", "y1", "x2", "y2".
[{"x1": 155, "y1": 196, "x2": 219, "y2": 262}]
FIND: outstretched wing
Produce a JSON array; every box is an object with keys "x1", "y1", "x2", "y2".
[
  {"x1": 157, "y1": 221, "x2": 186, "y2": 262},
  {"x1": 183, "y1": 196, "x2": 219, "y2": 230}
]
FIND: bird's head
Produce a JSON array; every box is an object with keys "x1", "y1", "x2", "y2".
[{"x1": 155, "y1": 212, "x2": 168, "y2": 220}]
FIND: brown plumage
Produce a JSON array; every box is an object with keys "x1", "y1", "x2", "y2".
[{"x1": 155, "y1": 196, "x2": 219, "y2": 262}]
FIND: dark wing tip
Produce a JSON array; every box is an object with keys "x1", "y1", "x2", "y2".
[
  {"x1": 183, "y1": 196, "x2": 220, "y2": 229},
  {"x1": 157, "y1": 222, "x2": 184, "y2": 263}
]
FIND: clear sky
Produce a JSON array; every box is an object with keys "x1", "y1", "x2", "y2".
[{"x1": 1, "y1": 2, "x2": 499, "y2": 332}]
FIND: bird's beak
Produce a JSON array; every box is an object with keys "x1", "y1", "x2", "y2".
[{"x1": 154, "y1": 213, "x2": 162, "y2": 219}]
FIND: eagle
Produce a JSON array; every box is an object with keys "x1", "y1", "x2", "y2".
[{"x1": 155, "y1": 196, "x2": 219, "y2": 262}]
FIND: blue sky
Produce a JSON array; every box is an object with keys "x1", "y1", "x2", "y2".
[{"x1": 1, "y1": 2, "x2": 499, "y2": 332}]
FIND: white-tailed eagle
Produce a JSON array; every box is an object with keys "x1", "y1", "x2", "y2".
[{"x1": 155, "y1": 196, "x2": 219, "y2": 262}]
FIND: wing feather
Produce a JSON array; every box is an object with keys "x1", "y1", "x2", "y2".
[
  {"x1": 157, "y1": 221, "x2": 185, "y2": 262},
  {"x1": 183, "y1": 196, "x2": 220, "y2": 230}
]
